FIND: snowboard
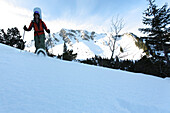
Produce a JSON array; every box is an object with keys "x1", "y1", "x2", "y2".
[{"x1": 36, "y1": 48, "x2": 47, "y2": 56}]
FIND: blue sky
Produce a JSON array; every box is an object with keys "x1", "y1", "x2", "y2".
[
  {"x1": 8, "y1": 0, "x2": 147, "y2": 20},
  {"x1": 1, "y1": 0, "x2": 169, "y2": 37}
]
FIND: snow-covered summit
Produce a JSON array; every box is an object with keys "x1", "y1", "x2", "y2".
[
  {"x1": 51, "y1": 29, "x2": 145, "y2": 60},
  {"x1": 0, "y1": 43, "x2": 170, "y2": 113}
]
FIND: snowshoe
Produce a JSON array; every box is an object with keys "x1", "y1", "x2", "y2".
[{"x1": 36, "y1": 48, "x2": 47, "y2": 56}]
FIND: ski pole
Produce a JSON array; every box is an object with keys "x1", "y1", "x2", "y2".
[
  {"x1": 48, "y1": 33, "x2": 51, "y2": 38},
  {"x1": 23, "y1": 30, "x2": 25, "y2": 40},
  {"x1": 21, "y1": 30, "x2": 25, "y2": 50},
  {"x1": 49, "y1": 33, "x2": 53, "y2": 54}
]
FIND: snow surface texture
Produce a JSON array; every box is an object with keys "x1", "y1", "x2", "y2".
[
  {"x1": 0, "y1": 43, "x2": 170, "y2": 113},
  {"x1": 25, "y1": 29, "x2": 145, "y2": 60}
]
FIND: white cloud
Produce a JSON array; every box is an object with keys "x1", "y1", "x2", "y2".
[
  {"x1": 0, "y1": 0, "x2": 33, "y2": 27},
  {"x1": 120, "y1": 8, "x2": 146, "y2": 37},
  {"x1": 45, "y1": 15, "x2": 110, "y2": 34},
  {"x1": 0, "y1": 0, "x2": 33, "y2": 41}
]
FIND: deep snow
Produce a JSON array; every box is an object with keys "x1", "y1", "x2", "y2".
[{"x1": 0, "y1": 43, "x2": 170, "y2": 113}]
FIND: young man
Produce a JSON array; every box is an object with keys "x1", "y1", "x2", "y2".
[{"x1": 23, "y1": 10, "x2": 50, "y2": 52}]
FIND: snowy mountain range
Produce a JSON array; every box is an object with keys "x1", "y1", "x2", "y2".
[
  {"x1": 25, "y1": 29, "x2": 145, "y2": 60},
  {"x1": 0, "y1": 43, "x2": 170, "y2": 113}
]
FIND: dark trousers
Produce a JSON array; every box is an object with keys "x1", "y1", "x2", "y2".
[{"x1": 34, "y1": 34, "x2": 45, "y2": 52}]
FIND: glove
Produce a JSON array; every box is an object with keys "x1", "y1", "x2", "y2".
[
  {"x1": 23, "y1": 25, "x2": 27, "y2": 31},
  {"x1": 46, "y1": 29, "x2": 50, "y2": 34}
]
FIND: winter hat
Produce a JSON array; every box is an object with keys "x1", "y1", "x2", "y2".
[{"x1": 34, "y1": 11, "x2": 40, "y2": 17}]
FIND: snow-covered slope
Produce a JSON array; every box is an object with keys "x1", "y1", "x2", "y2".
[
  {"x1": 0, "y1": 43, "x2": 169, "y2": 113},
  {"x1": 25, "y1": 29, "x2": 145, "y2": 60}
]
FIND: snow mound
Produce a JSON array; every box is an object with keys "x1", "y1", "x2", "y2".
[{"x1": 0, "y1": 43, "x2": 170, "y2": 113}]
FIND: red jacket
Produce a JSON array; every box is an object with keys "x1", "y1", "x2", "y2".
[{"x1": 27, "y1": 19, "x2": 48, "y2": 36}]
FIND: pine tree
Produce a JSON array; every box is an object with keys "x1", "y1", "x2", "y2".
[
  {"x1": 0, "y1": 27, "x2": 25, "y2": 50},
  {"x1": 139, "y1": 0, "x2": 170, "y2": 61},
  {"x1": 61, "y1": 43, "x2": 77, "y2": 61},
  {"x1": 0, "y1": 29, "x2": 7, "y2": 44},
  {"x1": 63, "y1": 43, "x2": 67, "y2": 53}
]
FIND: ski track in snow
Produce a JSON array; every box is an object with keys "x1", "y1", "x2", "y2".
[{"x1": 0, "y1": 43, "x2": 170, "y2": 113}]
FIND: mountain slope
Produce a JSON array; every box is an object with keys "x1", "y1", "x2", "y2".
[
  {"x1": 0, "y1": 43, "x2": 170, "y2": 113},
  {"x1": 51, "y1": 29, "x2": 145, "y2": 60},
  {"x1": 25, "y1": 29, "x2": 145, "y2": 60}
]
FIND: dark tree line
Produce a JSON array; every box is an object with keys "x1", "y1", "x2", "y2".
[
  {"x1": 79, "y1": 55, "x2": 170, "y2": 78},
  {"x1": 0, "y1": 27, "x2": 25, "y2": 50}
]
